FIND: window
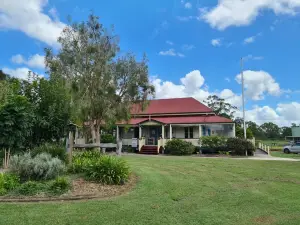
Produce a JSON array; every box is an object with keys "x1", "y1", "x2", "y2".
[
  {"x1": 189, "y1": 127, "x2": 194, "y2": 138},
  {"x1": 185, "y1": 127, "x2": 194, "y2": 139},
  {"x1": 185, "y1": 127, "x2": 189, "y2": 138}
]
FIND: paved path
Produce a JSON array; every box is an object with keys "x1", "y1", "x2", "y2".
[
  {"x1": 245, "y1": 149, "x2": 300, "y2": 161},
  {"x1": 127, "y1": 153, "x2": 300, "y2": 162},
  {"x1": 254, "y1": 149, "x2": 271, "y2": 158}
]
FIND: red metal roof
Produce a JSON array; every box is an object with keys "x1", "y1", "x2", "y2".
[
  {"x1": 117, "y1": 115, "x2": 232, "y2": 125},
  {"x1": 131, "y1": 97, "x2": 213, "y2": 115}
]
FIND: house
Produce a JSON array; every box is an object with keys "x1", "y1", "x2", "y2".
[
  {"x1": 116, "y1": 97, "x2": 235, "y2": 154},
  {"x1": 286, "y1": 127, "x2": 300, "y2": 142}
]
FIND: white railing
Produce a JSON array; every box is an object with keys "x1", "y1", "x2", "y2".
[
  {"x1": 122, "y1": 139, "x2": 133, "y2": 146},
  {"x1": 157, "y1": 138, "x2": 161, "y2": 154},
  {"x1": 258, "y1": 142, "x2": 270, "y2": 155},
  {"x1": 138, "y1": 138, "x2": 145, "y2": 152}
]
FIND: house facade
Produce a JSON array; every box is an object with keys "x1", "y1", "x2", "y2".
[{"x1": 116, "y1": 97, "x2": 235, "y2": 154}]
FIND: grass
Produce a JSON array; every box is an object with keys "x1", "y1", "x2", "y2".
[
  {"x1": 258, "y1": 139, "x2": 288, "y2": 146},
  {"x1": 1, "y1": 155, "x2": 300, "y2": 225},
  {"x1": 271, "y1": 151, "x2": 300, "y2": 159}
]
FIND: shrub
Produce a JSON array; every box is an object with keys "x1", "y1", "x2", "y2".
[
  {"x1": 32, "y1": 143, "x2": 67, "y2": 162},
  {"x1": 164, "y1": 139, "x2": 195, "y2": 155},
  {"x1": 49, "y1": 177, "x2": 70, "y2": 194},
  {"x1": 199, "y1": 136, "x2": 227, "y2": 148},
  {"x1": 10, "y1": 153, "x2": 66, "y2": 181},
  {"x1": 85, "y1": 155, "x2": 130, "y2": 185},
  {"x1": 226, "y1": 138, "x2": 255, "y2": 156},
  {"x1": 194, "y1": 146, "x2": 201, "y2": 154},
  {"x1": 16, "y1": 181, "x2": 47, "y2": 196},
  {"x1": 0, "y1": 173, "x2": 20, "y2": 195},
  {"x1": 199, "y1": 146, "x2": 228, "y2": 154},
  {"x1": 101, "y1": 134, "x2": 115, "y2": 143},
  {"x1": 70, "y1": 151, "x2": 102, "y2": 173}
]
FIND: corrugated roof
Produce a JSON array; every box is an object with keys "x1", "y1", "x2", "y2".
[
  {"x1": 116, "y1": 115, "x2": 232, "y2": 125},
  {"x1": 131, "y1": 97, "x2": 213, "y2": 115}
]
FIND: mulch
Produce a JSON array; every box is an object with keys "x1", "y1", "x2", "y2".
[{"x1": 0, "y1": 174, "x2": 138, "y2": 203}]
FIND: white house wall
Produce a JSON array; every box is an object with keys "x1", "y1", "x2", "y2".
[{"x1": 171, "y1": 126, "x2": 199, "y2": 139}]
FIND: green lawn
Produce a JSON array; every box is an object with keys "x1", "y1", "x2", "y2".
[
  {"x1": 271, "y1": 151, "x2": 300, "y2": 159},
  {"x1": 1, "y1": 155, "x2": 300, "y2": 225}
]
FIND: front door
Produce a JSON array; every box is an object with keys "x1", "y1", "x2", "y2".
[{"x1": 148, "y1": 127, "x2": 158, "y2": 145}]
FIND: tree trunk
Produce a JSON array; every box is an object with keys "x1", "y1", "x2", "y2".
[
  {"x1": 117, "y1": 139, "x2": 122, "y2": 156},
  {"x1": 95, "y1": 124, "x2": 101, "y2": 151},
  {"x1": 91, "y1": 123, "x2": 96, "y2": 144}
]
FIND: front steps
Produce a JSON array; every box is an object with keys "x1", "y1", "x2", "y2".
[{"x1": 140, "y1": 145, "x2": 158, "y2": 155}]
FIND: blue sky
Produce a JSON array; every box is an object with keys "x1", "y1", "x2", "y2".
[{"x1": 1, "y1": 0, "x2": 300, "y2": 126}]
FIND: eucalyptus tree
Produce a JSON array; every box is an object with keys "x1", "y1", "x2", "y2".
[{"x1": 45, "y1": 14, "x2": 154, "y2": 148}]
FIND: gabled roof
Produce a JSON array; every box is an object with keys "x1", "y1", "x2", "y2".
[
  {"x1": 131, "y1": 97, "x2": 213, "y2": 115},
  {"x1": 116, "y1": 115, "x2": 232, "y2": 125}
]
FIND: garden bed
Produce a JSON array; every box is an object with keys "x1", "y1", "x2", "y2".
[{"x1": 0, "y1": 174, "x2": 137, "y2": 202}]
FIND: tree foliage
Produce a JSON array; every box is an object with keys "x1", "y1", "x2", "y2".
[
  {"x1": 22, "y1": 73, "x2": 71, "y2": 145},
  {"x1": 45, "y1": 14, "x2": 155, "y2": 146},
  {"x1": 204, "y1": 95, "x2": 237, "y2": 119},
  {"x1": 281, "y1": 126, "x2": 292, "y2": 138},
  {"x1": 260, "y1": 122, "x2": 281, "y2": 139},
  {"x1": 0, "y1": 95, "x2": 34, "y2": 151}
]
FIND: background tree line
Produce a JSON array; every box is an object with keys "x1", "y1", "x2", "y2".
[{"x1": 205, "y1": 94, "x2": 294, "y2": 140}]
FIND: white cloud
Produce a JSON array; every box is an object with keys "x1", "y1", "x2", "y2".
[
  {"x1": 151, "y1": 20, "x2": 169, "y2": 39},
  {"x1": 276, "y1": 102, "x2": 300, "y2": 121},
  {"x1": 211, "y1": 38, "x2": 222, "y2": 46},
  {"x1": 152, "y1": 70, "x2": 209, "y2": 101},
  {"x1": 240, "y1": 106, "x2": 281, "y2": 125},
  {"x1": 184, "y1": 2, "x2": 192, "y2": 9},
  {"x1": 2, "y1": 67, "x2": 31, "y2": 79},
  {"x1": 166, "y1": 40, "x2": 174, "y2": 45},
  {"x1": 244, "y1": 36, "x2": 255, "y2": 44},
  {"x1": 219, "y1": 89, "x2": 242, "y2": 107},
  {"x1": 244, "y1": 54, "x2": 264, "y2": 61},
  {"x1": 152, "y1": 69, "x2": 300, "y2": 126},
  {"x1": 11, "y1": 54, "x2": 45, "y2": 69},
  {"x1": 0, "y1": 0, "x2": 65, "y2": 47},
  {"x1": 152, "y1": 70, "x2": 241, "y2": 106},
  {"x1": 159, "y1": 49, "x2": 185, "y2": 57},
  {"x1": 225, "y1": 77, "x2": 231, "y2": 82},
  {"x1": 48, "y1": 7, "x2": 58, "y2": 21},
  {"x1": 200, "y1": 0, "x2": 300, "y2": 30},
  {"x1": 238, "y1": 103, "x2": 300, "y2": 126},
  {"x1": 11, "y1": 54, "x2": 25, "y2": 64},
  {"x1": 182, "y1": 44, "x2": 195, "y2": 50},
  {"x1": 236, "y1": 70, "x2": 281, "y2": 100},
  {"x1": 181, "y1": 70, "x2": 205, "y2": 93}
]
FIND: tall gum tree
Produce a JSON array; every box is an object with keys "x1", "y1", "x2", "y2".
[{"x1": 45, "y1": 14, "x2": 155, "y2": 149}]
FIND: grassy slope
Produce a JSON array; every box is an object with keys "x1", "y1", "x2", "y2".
[{"x1": 1, "y1": 155, "x2": 300, "y2": 225}]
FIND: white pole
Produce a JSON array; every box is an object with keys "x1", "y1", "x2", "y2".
[{"x1": 241, "y1": 58, "x2": 247, "y2": 156}]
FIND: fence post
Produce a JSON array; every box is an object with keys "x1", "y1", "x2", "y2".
[{"x1": 267, "y1": 146, "x2": 270, "y2": 155}]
